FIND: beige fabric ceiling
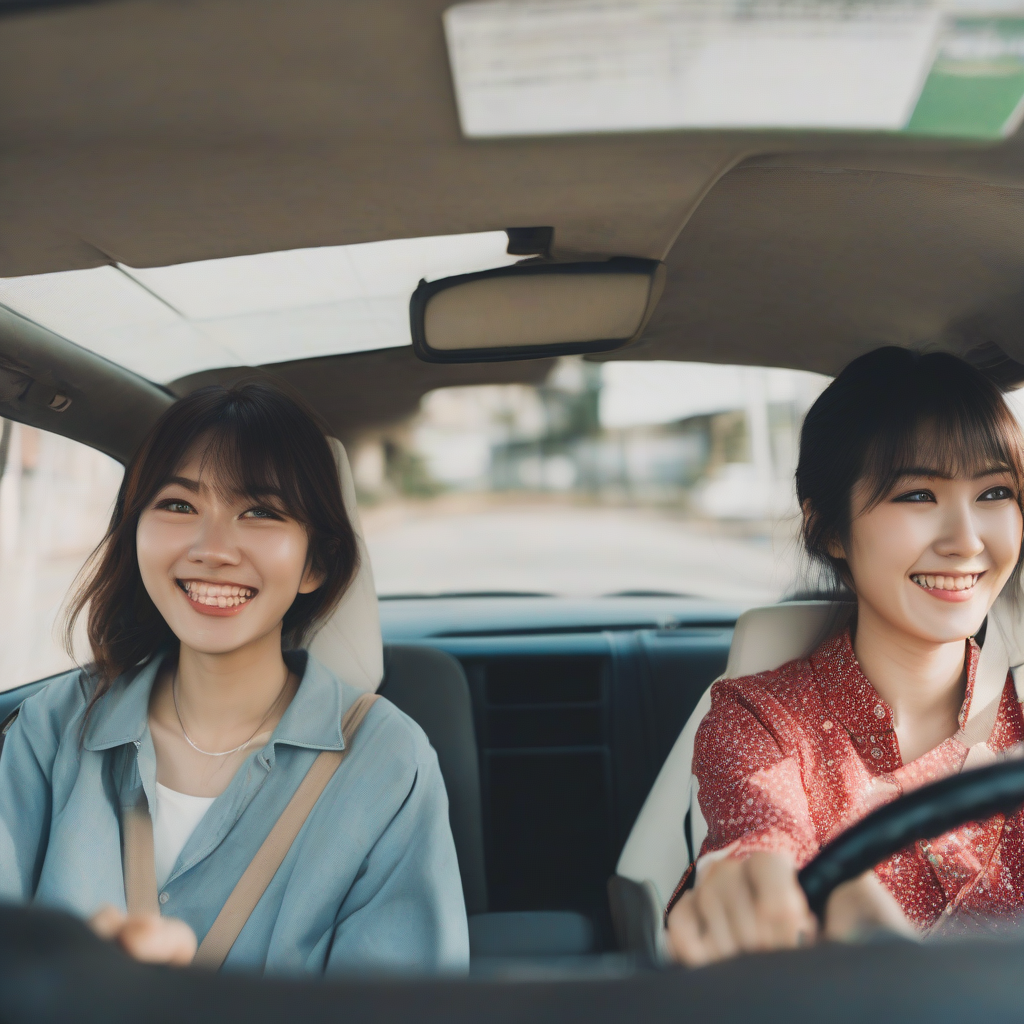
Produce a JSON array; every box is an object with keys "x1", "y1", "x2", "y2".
[
  {"x1": 630, "y1": 163, "x2": 1024, "y2": 378},
  {"x1": 3, "y1": 0, "x2": 1024, "y2": 398},
  {"x1": 0, "y1": 0, "x2": 740, "y2": 273}
]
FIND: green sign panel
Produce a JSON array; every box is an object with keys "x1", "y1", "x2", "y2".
[{"x1": 906, "y1": 17, "x2": 1024, "y2": 138}]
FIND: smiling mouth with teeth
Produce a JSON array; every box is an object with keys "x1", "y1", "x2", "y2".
[
  {"x1": 178, "y1": 580, "x2": 257, "y2": 608},
  {"x1": 909, "y1": 572, "x2": 981, "y2": 592}
]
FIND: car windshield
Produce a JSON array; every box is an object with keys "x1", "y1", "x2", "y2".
[{"x1": 360, "y1": 358, "x2": 830, "y2": 602}]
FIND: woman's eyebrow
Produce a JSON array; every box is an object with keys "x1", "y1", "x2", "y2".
[
  {"x1": 162, "y1": 475, "x2": 201, "y2": 492},
  {"x1": 894, "y1": 466, "x2": 951, "y2": 480},
  {"x1": 161, "y1": 476, "x2": 285, "y2": 500}
]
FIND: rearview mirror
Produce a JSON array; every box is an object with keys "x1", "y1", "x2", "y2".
[{"x1": 410, "y1": 257, "x2": 665, "y2": 363}]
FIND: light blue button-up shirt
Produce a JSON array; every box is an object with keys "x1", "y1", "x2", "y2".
[{"x1": 0, "y1": 651, "x2": 469, "y2": 976}]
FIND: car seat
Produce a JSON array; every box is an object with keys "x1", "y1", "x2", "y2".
[
  {"x1": 609, "y1": 596, "x2": 1024, "y2": 961},
  {"x1": 312, "y1": 440, "x2": 594, "y2": 960}
]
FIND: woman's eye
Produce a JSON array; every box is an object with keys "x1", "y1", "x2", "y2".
[
  {"x1": 242, "y1": 506, "x2": 281, "y2": 520},
  {"x1": 893, "y1": 489, "x2": 935, "y2": 503},
  {"x1": 979, "y1": 486, "x2": 1014, "y2": 502},
  {"x1": 156, "y1": 499, "x2": 195, "y2": 514}
]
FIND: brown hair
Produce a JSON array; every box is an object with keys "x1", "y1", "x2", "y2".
[
  {"x1": 797, "y1": 346, "x2": 1024, "y2": 593},
  {"x1": 66, "y1": 381, "x2": 359, "y2": 697}
]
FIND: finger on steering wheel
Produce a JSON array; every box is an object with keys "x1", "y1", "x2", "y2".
[
  {"x1": 718, "y1": 864, "x2": 766, "y2": 952},
  {"x1": 693, "y1": 869, "x2": 744, "y2": 961},
  {"x1": 667, "y1": 890, "x2": 713, "y2": 966},
  {"x1": 747, "y1": 854, "x2": 817, "y2": 949}
]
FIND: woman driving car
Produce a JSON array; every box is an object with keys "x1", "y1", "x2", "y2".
[{"x1": 667, "y1": 347, "x2": 1024, "y2": 965}]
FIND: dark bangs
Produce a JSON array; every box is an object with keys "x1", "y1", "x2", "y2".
[
  {"x1": 798, "y1": 347, "x2": 1024, "y2": 592},
  {"x1": 858, "y1": 361, "x2": 1024, "y2": 512},
  {"x1": 66, "y1": 381, "x2": 359, "y2": 691}
]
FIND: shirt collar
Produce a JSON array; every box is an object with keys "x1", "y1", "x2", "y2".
[
  {"x1": 82, "y1": 657, "x2": 164, "y2": 751},
  {"x1": 811, "y1": 628, "x2": 979, "y2": 737},
  {"x1": 270, "y1": 650, "x2": 346, "y2": 752},
  {"x1": 83, "y1": 649, "x2": 347, "y2": 753}
]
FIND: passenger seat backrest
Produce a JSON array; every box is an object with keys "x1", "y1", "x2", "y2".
[
  {"x1": 307, "y1": 439, "x2": 384, "y2": 693},
  {"x1": 378, "y1": 645, "x2": 488, "y2": 915}
]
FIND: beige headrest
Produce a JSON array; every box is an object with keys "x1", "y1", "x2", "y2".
[
  {"x1": 724, "y1": 601, "x2": 849, "y2": 680},
  {"x1": 726, "y1": 598, "x2": 1021, "y2": 731},
  {"x1": 306, "y1": 438, "x2": 383, "y2": 693}
]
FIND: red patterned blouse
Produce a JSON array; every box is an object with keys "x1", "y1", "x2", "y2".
[{"x1": 692, "y1": 629, "x2": 1024, "y2": 930}]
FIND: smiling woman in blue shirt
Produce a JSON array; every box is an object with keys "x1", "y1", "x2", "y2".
[{"x1": 0, "y1": 382, "x2": 469, "y2": 975}]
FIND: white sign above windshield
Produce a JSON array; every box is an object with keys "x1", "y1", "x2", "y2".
[{"x1": 446, "y1": 0, "x2": 1024, "y2": 139}]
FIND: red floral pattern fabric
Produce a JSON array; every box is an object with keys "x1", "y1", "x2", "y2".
[{"x1": 693, "y1": 629, "x2": 1024, "y2": 930}]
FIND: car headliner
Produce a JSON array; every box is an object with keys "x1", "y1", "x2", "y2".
[{"x1": 3, "y1": 0, "x2": 1024, "y2": 459}]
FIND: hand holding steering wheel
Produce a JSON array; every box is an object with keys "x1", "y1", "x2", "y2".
[
  {"x1": 798, "y1": 756, "x2": 1024, "y2": 918},
  {"x1": 666, "y1": 757, "x2": 1024, "y2": 966}
]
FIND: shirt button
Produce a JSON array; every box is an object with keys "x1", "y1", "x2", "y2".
[
  {"x1": 821, "y1": 720, "x2": 833, "y2": 731},
  {"x1": 159, "y1": 892, "x2": 169, "y2": 905},
  {"x1": 871, "y1": 748, "x2": 883, "y2": 759},
  {"x1": 874, "y1": 705, "x2": 886, "y2": 719}
]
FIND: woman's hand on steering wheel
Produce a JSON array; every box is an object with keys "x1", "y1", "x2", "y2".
[
  {"x1": 90, "y1": 905, "x2": 198, "y2": 966},
  {"x1": 665, "y1": 851, "x2": 913, "y2": 967}
]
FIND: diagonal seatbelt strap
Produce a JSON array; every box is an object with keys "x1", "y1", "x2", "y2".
[
  {"x1": 122, "y1": 798, "x2": 161, "y2": 916},
  {"x1": 957, "y1": 617, "x2": 1011, "y2": 771},
  {"x1": 122, "y1": 691, "x2": 380, "y2": 970}
]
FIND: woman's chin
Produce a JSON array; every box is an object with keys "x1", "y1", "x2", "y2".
[
  {"x1": 902, "y1": 604, "x2": 989, "y2": 646},
  {"x1": 177, "y1": 637, "x2": 266, "y2": 658},
  {"x1": 166, "y1": 617, "x2": 278, "y2": 658}
]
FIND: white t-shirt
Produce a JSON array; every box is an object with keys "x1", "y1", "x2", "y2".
[{"x1": 152, "y1": 782, "x2": 216, "y2": 890}]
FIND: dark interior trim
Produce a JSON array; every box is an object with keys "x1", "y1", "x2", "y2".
[{"x1": 0, "y1": 303, "x2": 172, "y2": 462}]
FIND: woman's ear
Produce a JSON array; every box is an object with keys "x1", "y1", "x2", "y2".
[
  {"x1": 824, "y1": 531, "x2": 846, "y2": 561},
  {"x1": 802, "y1": 499, "x2": 846, "y2": 560},
  {"x1": 298, "y1": 563, "x2": 325, "y2": 594}
]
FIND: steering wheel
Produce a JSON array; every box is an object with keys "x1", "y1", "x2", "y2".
[{"x1": 797, "y1": 757, "x2": 1024, "y2": 918}]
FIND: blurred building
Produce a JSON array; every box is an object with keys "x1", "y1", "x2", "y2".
[{"x1": 352, "y1": 358, "x2": 829, "y2": 519}]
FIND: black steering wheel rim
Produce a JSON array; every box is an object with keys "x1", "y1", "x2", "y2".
[{"x1": 797, "y1": 756, "x2": 1024, "y2": 918}]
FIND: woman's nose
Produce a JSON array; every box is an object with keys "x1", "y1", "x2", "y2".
[
  {"x1": 934, "y1": 501, "x2": 985, "y2": 559},
  {"x1": 187, "y1": 513, "x2": 241, "y2": 564}
]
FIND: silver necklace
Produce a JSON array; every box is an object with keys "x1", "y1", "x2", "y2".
[{"x1": 171, "y1": 670, "x2": 288, "y2": 757}]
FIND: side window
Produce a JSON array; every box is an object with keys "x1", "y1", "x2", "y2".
[{"x1": 0, "y1": 420, "x2": 123, "y2": 692}]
